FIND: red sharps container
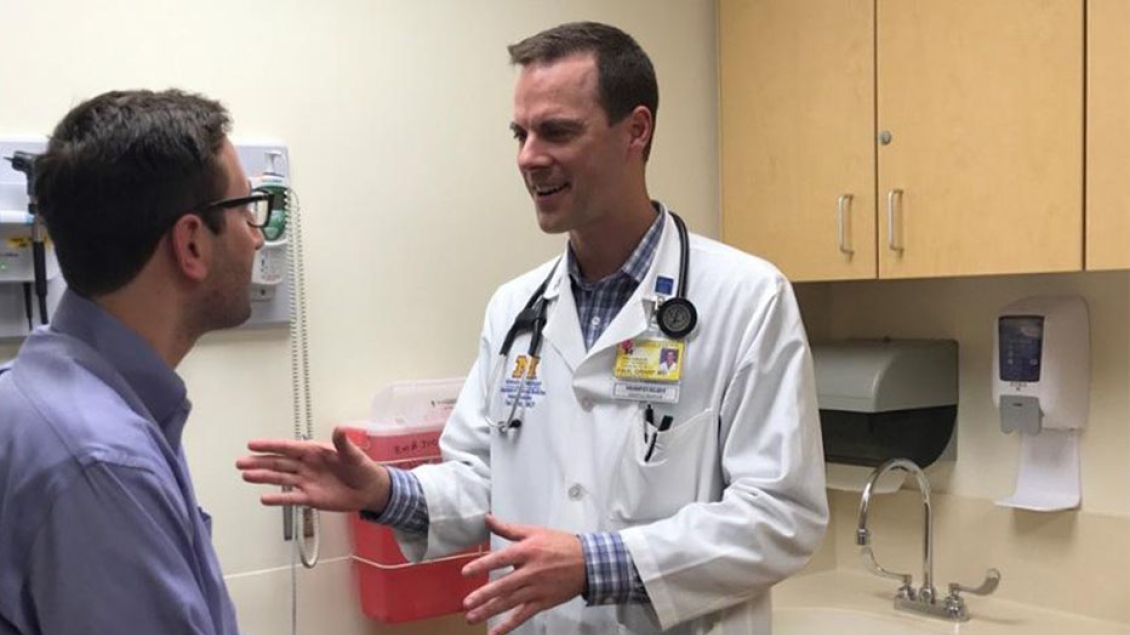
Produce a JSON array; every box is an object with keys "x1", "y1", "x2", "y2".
[{"x1": 345, "y1": 378, "x2": 488, "y2": 623}]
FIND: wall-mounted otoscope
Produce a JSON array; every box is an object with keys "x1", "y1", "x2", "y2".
[{"x1": 5, "y1": 151, "x2": 48, "y2": 326}]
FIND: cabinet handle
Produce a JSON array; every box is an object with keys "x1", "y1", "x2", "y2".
[
  {"x1": 837, "y1": 194, "x2": 854, "y2": 255},
  {"x1": 887, "y1": 188, "x2": 905, "y2": 252}
]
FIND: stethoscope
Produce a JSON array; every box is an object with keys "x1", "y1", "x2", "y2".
[{"x1": 492, "y1": 211, "x2": 698, "y2": 433}]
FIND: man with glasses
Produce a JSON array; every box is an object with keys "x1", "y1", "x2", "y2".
[{"x1": 0, "y1": 89, "x2": 265, "y2": 635}]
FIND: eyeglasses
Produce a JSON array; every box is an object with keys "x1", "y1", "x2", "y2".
[{"x1": 200, "y1": 188, "x2": 286, "y2": 240}]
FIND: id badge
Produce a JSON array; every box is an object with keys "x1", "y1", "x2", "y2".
[{"x1": 612, "y1": 335, "x2": 685, "y2": 404}]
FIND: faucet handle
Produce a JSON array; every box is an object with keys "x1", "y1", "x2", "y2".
[
  {"x1": 860, "y1": 545, "x2": 914, "y2": 594},
  {"x1": 948, "y1": 568, "x2": 1002, "y2": 597}
]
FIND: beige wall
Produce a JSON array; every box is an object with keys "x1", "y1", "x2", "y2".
[
  {"x1": 797, "y1": 272, "x2": 1130, "y2": 623},
  {"x1": 0, "y1": 2, "x2": 719, "y2": 634}
]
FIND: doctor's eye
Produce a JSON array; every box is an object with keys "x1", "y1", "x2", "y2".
[
  {"x1": 538, "y1": 120, "x2": 582, "y2": 143},
  {"x1": 509, "y1": 125, "x2": 528, "y2": 144}
]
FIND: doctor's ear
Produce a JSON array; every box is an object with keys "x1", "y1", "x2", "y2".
[
  {"x1": 624, "y1": 105, "x2": 654, "y2": 157},
  {"x1": 168, "y1": 213, "x2": 213, "y2": 282}
]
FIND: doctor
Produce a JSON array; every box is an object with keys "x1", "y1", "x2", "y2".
[{"x1": 239, "y1": 21, "x2": 827, "y2": 635}]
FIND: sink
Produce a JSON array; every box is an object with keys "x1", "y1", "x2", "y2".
[
  {"x1": 773, "y1": 607, "x2": 955, "y2": 635},
  {"x1": 772, "y1": 571, "x2": 1130, "y2": 635}
]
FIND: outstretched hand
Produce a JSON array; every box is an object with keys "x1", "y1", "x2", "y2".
[
  {"x1": 236, "y1": 426, "x2": 391, "y2": 513},
  {"x1": 461, "y1": 514, "x2": 586, "y2": 635}
]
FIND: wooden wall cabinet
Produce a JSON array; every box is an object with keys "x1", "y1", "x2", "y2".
[
  {"x1": 720, "y1": 0, "x2": 1084, "y2": 281},
  {"x1": 719, "y1": 0, "x2": 876, "y2": 281},
  {"x1": 1086, "y1": 0, "x2": 1130, "y2": 270}
]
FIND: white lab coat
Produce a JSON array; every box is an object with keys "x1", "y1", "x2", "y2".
[{"x1": 405, "y1": 209, "x2": 828, "y2": 634}]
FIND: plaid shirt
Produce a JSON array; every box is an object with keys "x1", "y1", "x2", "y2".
[
  {"x1": 569, "y1": 207, "x2": 665, "y2": 350},
  {"x1": 367, "y1": 208, "x2": 667, "y2": 606}
]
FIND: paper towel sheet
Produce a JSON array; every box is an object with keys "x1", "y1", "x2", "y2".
[{"x1": 996, "y1": 429, "x2": 1080, "y2": 511}]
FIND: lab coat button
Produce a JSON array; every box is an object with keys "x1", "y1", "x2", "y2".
[
  {"x1": 568, "y1": 484, "x2": 584, "y2": 500},
  {"x1": 580, "y1": 397, "x2": 594, "y2": 411}
]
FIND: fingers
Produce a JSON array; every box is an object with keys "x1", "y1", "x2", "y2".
[
  {"x1": 487, "y1": 603, "x2": 540, "y2": 635},
  {"x1": 240, "y1": 469, "x2": 300, "y2": 488},
  {"x1": 331, "y1": 426, "x2": 368, "y2": 465},
  {"x1": 463, "y1": 562, "x2": 526, "y2": 610},
  {"x1": 259, "y1": 489, "x2": 310, "y2": 507},
  {"x1": 465, "y1": 587, "x2": 532, "y2": 624},
  {"x1": 246, "y1": 438, "x2": 311, "y2": 456},
  {"x1": 235, "y1": 455, "x2": 300, "y2": 473},
  {"x1": 463, "y1": 545, "x2": 520, "y2": 578},
  {"x1": 485, "y1": 513, "x2": 529, "y2": 542},
  {"x1": 463, "y1": 516, "x2": 536, "y2": 577}
]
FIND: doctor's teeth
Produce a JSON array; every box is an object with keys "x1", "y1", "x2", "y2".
[{"x1": 535, "y1": 183, "x2": 568, "y2": 195}]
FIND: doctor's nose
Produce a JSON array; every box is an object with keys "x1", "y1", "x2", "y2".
[{"x1": 517, "y1": 136, "x2": 552, "y2": 172}]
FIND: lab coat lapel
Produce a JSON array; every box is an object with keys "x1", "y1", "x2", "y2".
[{"x1": 540, "y1": 257, "x2": 585, "y2": 373}]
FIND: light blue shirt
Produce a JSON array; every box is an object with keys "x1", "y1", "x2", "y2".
[{"x1": 0, "y1": 291, "x2": 239, "y2": 635}]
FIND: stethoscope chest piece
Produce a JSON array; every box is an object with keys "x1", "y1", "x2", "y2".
[{"x1": 657, "y1": 297, "x2": 697, "y2": 339}]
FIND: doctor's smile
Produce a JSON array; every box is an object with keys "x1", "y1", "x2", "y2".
[{"x1": 530, "y1": 181, "x2": 570, "y2": 198}]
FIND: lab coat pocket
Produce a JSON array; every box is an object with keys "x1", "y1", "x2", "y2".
[{"x1": 609, "y1": 408, "x2": 715, "y2": 525}]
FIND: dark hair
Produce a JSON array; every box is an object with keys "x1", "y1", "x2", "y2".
[
  {"x1": 34, "y1": 89, "x2": 232, "y2": 297},
  {"x1": 508, "y1": 21, "x2": 659, "y2": 160}
]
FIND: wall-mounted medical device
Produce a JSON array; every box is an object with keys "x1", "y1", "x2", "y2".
[
  {"x1": 0, "y1": 137, "x2": 295, "y2": 341},
  {"x1": 992, "y1": 295, "x2": 1088, "y2": 511},
  {"x1": 5, "y1": 151, "x2": 51, "y2": 328},
  {"x1": 0, "y1": 211, "x2": 60, "y2": 285},
  {"x1": 812, "y1": 339, "x2": 958, "y2": 491},
  {"x1": 233, "y1": 142, "x2": 294, "y2": 328},
  {"x1": 0, "y1": 138, "x2": 64, "y2": 339},
  {"x1": 249, "y1": 150, "x2": 289, "y2": 300}
]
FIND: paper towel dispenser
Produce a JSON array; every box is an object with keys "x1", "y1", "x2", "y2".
[{"x1": 813, "y1": 339, "x2": 958, "y2": 468}]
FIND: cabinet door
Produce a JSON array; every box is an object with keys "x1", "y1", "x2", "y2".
[
  {"x1": 720, "y1": 0, "x2": 876, "y2": 282},
  {"x1": 1086, "y1": 0, "x2": 1130, "y2": 270},
  {"x1": 876, "y1": 0, "x2": 1083, "y2": 278}
]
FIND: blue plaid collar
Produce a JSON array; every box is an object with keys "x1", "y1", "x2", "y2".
[{"x1": 567, "y1": 206, "x2": 665, "y2": 288}]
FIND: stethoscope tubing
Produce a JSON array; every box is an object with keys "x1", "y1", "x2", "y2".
[{"x1": 673, "y1": 212, "x2": 690, "y2": 298}]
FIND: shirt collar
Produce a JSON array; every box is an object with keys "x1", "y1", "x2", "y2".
[
  {"x1": 50, "y1": 290, "x2": 189, "y2": 432},
  {"x1": 567, "y1": 203, "x2": 666, "y2": 287}
]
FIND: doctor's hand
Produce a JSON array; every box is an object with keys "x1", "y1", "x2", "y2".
[
  {"x1": 236, "y1": 426, "x2": 391, "y2": 514},
  {"x1": 462, "y1": 514, "x2": 586, "y2": 635}
]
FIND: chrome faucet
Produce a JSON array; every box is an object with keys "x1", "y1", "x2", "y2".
[{"x1": 856, "y1": 458, "x2": 1000, "y2": 622}]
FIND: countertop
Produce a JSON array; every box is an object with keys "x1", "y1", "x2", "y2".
[{"x1": 774, "y1": 570, "x2": 1130, "y2": 634}]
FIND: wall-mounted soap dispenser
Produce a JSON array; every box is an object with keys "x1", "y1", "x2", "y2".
[
  {"x1": 812, "y1": 339, "x2": 958, "y2": 491},
  {"x1": 992, "y1": 296, "x2": 1088, "y2": 511}
]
